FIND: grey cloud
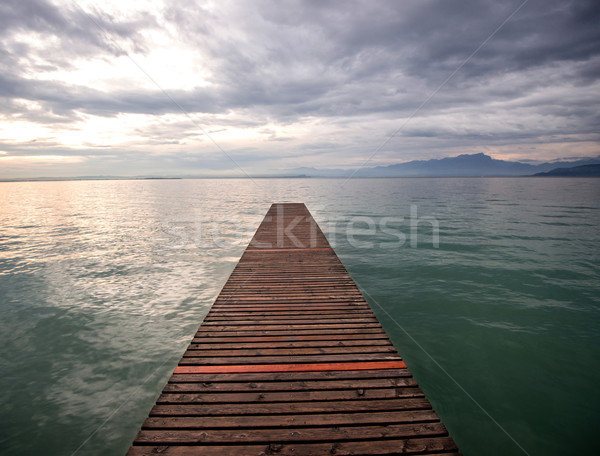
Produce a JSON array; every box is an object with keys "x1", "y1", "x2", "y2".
[
  {"x1": 0, "y1": 0, "x2": 155, "y2": 57},
  {"x1": 176, "y1": 0, "x2": 600, "y2": 122},
  {"x1": 0, "y1": 71, "x2": 222, "y2": 121}
]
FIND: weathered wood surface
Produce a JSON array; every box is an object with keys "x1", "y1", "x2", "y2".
[{"x1": 127, "y1": 203, "x2": 459, "y2": 455}]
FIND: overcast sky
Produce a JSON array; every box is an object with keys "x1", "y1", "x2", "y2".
[{"x1": 1, "y1": 0, "x2": 599, "y2": 177}]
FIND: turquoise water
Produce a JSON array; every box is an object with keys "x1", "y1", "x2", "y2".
[{"x1": 0, "y1": 178, "x2": 599, "y2": 455}]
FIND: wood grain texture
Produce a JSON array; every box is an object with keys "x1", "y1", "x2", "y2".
[{"x1": 127, "y1": 203, "x2": 460, "y2": 455}]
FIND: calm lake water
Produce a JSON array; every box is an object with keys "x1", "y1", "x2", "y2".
[{"x1": 0, "y1": 177, "x2": 599, "y2": 455}]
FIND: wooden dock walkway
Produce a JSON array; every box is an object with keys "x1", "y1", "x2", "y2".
[{"x1": 128, "y1": 203, "x2": 459, "y2": 455}]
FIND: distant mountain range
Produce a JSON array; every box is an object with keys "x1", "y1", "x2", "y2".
[
  {"x1": 282, "y1": 153, "x2": 600, "y2": 177},
  {"x1": 533, "y1": 163, "x2": 600, "y2": 177}
]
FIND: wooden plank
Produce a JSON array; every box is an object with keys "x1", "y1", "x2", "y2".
[
  {"x1": 134, "y1": 422, "x2": 448, "y2": 443},
  {"x1": 205, "y1": 311, "x2": 376, "y2": 318},
  {"x1": 156, "y1": 388, "x2": 424, "y2": 404},
  {"x1": 141, "y1": 409, "x2": 438, "y2": 429},
  {"x1": 190, "y1": 333, "x2": 391, "y2": 343},
  {"x1": 127, "y1": 438, "x2": 459, "y2": 456},
  {"x1": 173, "y1": 361, "x2": 407, "y2": 374},
  {"x1": 188, "y1": 339, "x2": 394, "y2": 350},
  {"x1": 194, "y1": 329, "x2": 388, "y2": 337},
  {"x1": 127, "y1": 203, "x2": 459, "y2": 455},
  {"x1": 168, "y1": 368, "x2": 412, "y2": 384},
  {"x1": 183, "y1": 346, "x2": 396, "y2": 356},
  {"x1": 150, "y1": 397, "x2": 435, "y2": 416},
  {"x1": 163, "y1": 377, "x2": 417, "y2": 392},
  {"x1": 179, "y1": 353, "x2": 402, "y2": 364},
  {"x1": 201, "y1": 318, "x2": 379, "y2": 325}
]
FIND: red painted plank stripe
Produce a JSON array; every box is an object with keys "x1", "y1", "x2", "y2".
[
  {"x1": 174, "y1": 361, "x2": 407, "y2": 374},
  {"x1": 245, "y1": 248, "x2": 334, "y2": 252}
]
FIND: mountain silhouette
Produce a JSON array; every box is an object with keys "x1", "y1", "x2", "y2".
[{"x1": 285, "y1": 153, "x2": 600, "y2": 177}]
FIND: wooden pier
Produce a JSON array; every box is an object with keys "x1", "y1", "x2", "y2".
[{"x1": 128, "y1": 203, "x2": 459, "y2": 455}]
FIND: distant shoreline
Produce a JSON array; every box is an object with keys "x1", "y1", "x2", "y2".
[{"x1": 2, "y1": 175, "x2": 599, "y2": 183}]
